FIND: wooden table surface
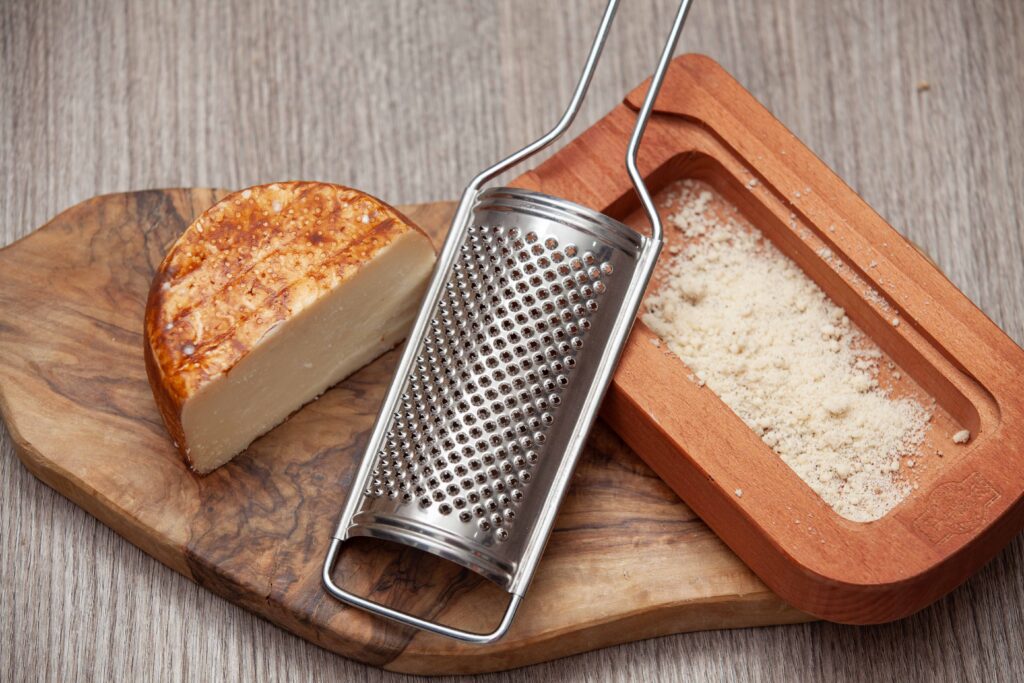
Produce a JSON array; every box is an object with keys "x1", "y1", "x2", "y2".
[{"x1": 2, "y1": 0, "x2": 1022, "y2": 680}]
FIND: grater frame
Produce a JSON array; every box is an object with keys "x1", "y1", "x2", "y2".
[{"x1": 324, "y1": 0, "x2": 696, "y2": 643}]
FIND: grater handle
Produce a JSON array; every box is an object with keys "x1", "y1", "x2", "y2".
[
  {"x1": 323, "y1": 538, "x2": 523, "y2": 644},
  {"x1": 626, "y1": 0, "x2": 696, "y2": 247},
  {"x1": 464, "y1": 0, "x2": 622, "y2": 192},
  {"x1": 430, "y1": 0, "x2": 624, "y2": 296}
]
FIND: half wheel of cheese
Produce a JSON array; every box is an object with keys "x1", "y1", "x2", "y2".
[{"x1": 144, "y1": 181, "x2": 436, "y2": 474}]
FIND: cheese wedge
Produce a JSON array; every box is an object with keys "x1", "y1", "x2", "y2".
[{"x1": 144, "y1": 181, "x2": 435, "y2": 474}]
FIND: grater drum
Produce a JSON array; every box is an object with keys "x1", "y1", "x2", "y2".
[
  {"x1": 341, "y1": 188, "x2": 647, "y2": 589},
  {"x1": 324, "y1": 0, "x2": 695, "y2": 643}
]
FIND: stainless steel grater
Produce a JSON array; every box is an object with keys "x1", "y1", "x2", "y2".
[{"x1": 323, "y1": 0, "x2": 695, "y2": 643}]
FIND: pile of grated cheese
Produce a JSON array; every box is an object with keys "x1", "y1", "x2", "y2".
[{"x1": 642, "y1": 180, "x2": 931, "y2": 522}]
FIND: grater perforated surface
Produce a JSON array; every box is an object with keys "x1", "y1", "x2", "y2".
[
  {"x1": 365, "y1": 223, "x2": 616, "y2": 543},
  {"x1": 342, "y1": 188, "x2": 648, "y2": 592}
]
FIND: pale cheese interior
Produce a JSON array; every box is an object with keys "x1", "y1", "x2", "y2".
[{"x1": 180, "y1": 230, "x2": 435, "y2": 473}]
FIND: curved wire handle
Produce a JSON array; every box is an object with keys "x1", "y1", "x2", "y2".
[
  {"x1": 443, "y1": 0, "x2": 623, "y2": 250},
  {"x1": 454, "y1": 0, "x2": 696, "y2": 247},
  {"x1": 627, "y1": 0, "x2": 695, "y2": 245}
]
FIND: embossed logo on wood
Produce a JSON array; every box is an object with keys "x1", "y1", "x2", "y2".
[{"x1": 913, "y1": 472, "x2": 1000, "y2": 545}]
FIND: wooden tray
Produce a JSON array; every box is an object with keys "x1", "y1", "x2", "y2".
[
  {"x1": 513, "y1": 54, "x2": 1024, "y2": 624},
  {"x1": 0, "y1": 188, "x2": 809, "y2": 675}
]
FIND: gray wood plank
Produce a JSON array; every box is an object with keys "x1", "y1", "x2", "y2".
[{"x1": 2, "y1": 0, "x2": 1022, "y2": 680}]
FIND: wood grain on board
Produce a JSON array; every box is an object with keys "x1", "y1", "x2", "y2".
[{"x1": 0, "y1": 188, "x2": 808, "y2": 675}]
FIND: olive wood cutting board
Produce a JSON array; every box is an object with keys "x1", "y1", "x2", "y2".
[{"x1": 0, "y1": 188, "x2": 809, "y2": 675}]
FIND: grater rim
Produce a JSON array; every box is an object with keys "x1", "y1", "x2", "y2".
[
  {"x1": 476, "y1": 187, "x2": 646, "y2": 255},
  {"x1": 347, "y1": 511, "x2": 517, "y2": 588}
]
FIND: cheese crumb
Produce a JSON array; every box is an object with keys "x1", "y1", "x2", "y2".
[
  {"x1": 644, "y1": 180, "x2": 931, "y2": 522},
  {"x1": 734, "y1": 488, "x2": 743, "y2": 498},
  {"x1": 953, "y1": 429, "x2": 971, "y2": 444}
]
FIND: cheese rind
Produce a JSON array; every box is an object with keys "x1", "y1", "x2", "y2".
[{"x1": 144, "y1": 182, "x2": 435, "y2": 474}]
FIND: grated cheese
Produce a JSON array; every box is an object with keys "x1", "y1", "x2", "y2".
[{"x1": 643, "y1": 180, "x2": 932, "y2": 522}]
